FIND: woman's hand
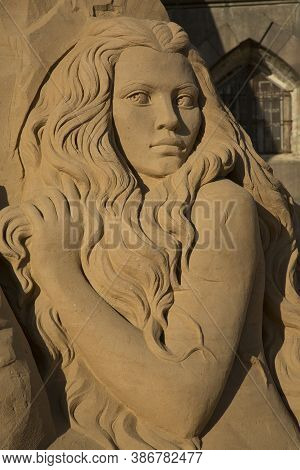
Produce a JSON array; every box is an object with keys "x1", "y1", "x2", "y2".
[{"x1": 22, "y1": 187, "x2": 83, "y2": 297}]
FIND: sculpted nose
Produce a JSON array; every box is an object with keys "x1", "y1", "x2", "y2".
[{"x1": 155, "y1": 97, "x2": 179, "y2": 131}]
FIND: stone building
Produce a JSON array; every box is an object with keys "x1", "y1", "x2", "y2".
[
  {"x1": 162, "y1": 0, "x2": 300, "y2": 203},
  {"x1": 0, "y1": 0, "x2": 299, "y2": 203}
]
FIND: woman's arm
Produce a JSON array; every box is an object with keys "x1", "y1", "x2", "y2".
[{"x1": 21, "y1": 184, "x2": 260, "y2": 440}]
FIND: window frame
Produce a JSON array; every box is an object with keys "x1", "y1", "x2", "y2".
[{"x1": 211, "y1": 39, "x2": 300, "y2": 159}]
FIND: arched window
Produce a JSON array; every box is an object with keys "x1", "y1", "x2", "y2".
[
  {"x1": 211, "y1": 39, "x2": 299, "y2": 156},
  {"x1": 218, "y1": 66, "x2": 292, "y2": 154}
]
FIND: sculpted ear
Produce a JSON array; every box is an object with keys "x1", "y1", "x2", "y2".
[{"x1": 0, "y1": 206, "x2": 34, "y2": 294}]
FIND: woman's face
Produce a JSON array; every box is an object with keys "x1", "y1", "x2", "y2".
[{"x1": 112, "y1": 46, "x2": 202, "y2": 179}]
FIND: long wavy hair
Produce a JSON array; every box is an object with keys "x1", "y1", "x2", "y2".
[{"x1": 0, "y1": 17, "x2": 299, "y2": 447}]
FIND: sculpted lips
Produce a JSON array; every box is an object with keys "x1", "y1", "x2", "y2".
[{"x1": 150, "y1": 137, "x2": 186, "y2": 156}]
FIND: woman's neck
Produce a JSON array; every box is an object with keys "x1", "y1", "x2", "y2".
[{"x1": 139, "y1": 173, "x2": 164, "y2": 193}]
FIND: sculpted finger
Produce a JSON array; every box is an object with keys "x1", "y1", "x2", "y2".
[
  {"x1": 34, "y1": 196, "x2": 58, "y2": 222},
  {"x1": 46, "y1": 188, "x2": 70, "y2": 221},
  {"x1": 61, "y1": 175, "x2": 80, "y2": 203},
  {"x1": 61, "y1": 176, "x2": 82, "y2": 223},
  {"x1": 21, "y1": 202, "x2": 44, "y2": 232},
  {"x1": 0, "y1": 206, "x2": 30, "y2": 235},
  {"x1": 0, "y1": 207, "x2": 31, "y2": 260}
]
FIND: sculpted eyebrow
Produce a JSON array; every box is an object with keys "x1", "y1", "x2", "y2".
[
  {"x1": 116, "y1": 82, "x2": 199, "y2": 99},
  {"x1": 118, "y1": 82, "x2": 154, "y2": 98},
  {"x1": 175, "y1": 83, "x2": 199, "y2": 95}
]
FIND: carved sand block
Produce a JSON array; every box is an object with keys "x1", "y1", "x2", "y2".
[
  {"x1": 0, "y1": 12, "x2": 299, "y2": 449},
  {"x1": 0, "y1": 288, "x2": 54, "y2": 449}
]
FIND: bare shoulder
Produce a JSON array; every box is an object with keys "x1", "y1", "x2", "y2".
[
  {"x1": 197, "y1": 179, "x2": 258, "y2": 224},
  {"x1": 192, "y1": 179, "x2": 260, "y2": 262},
  {"x1": 188, "y1": 179, "x2": 261, "y2": 302},
  {"x1": 199, "y1": 179, "x2": 255, "y2": 207}
]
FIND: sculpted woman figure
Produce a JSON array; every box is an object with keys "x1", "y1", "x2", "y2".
[{"x1": 0, "y1": 17, "x2": 299, "y2": 449}]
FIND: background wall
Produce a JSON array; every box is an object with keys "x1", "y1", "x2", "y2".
[
  {"x1": 0, "y1": 0, "x2": 168, "y2": 206},
  {"x1": 162, "y1": 0, "x2": 300, "y2": 203},
  {"x1": 1, "y1": 0, "x2": 299, "y2": 203}
]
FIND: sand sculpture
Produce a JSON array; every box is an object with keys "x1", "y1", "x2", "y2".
[{"x1": 0, "y1": 3, "x2": 299, "y2": 450}]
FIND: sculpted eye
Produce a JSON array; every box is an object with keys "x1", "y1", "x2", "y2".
[
  {"x1": 176, "y1": 95, "x2": 195, "y2": 108},
  {"x1": 127, "y1": 92, "x2": 150, "y2": 105}
]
